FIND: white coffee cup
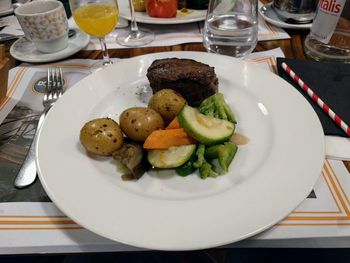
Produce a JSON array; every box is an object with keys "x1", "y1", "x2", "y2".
[
  {"x1": 15, "y1": 0, "x2": 69, "y2": 53},
  {"x1": 0, "y1": 0, "x2": 12, "y2": 12}
]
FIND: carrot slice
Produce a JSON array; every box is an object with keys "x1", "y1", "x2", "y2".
[
  {"x1": 166, "y1": 116, "x2": 181, "y2": 129},
  {"x1": 143, "y1": 128, "x2": 196, "y2": 149}
]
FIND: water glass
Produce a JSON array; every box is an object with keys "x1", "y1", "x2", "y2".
[{"x1": 203, "y1": 0, "x2": 258, "y2": 58}]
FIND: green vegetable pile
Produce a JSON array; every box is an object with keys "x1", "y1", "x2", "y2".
[{"x1": 176, "y1": 93, "x2": 238, "y2": 179}]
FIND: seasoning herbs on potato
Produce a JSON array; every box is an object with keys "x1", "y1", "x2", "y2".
[
  {"x1": 119, "y1": 107, "x2": 164, "y2": 142},
  {"x1": 80, "y1": 118, "x2": 123, "y2": 156},
  {"x1": 148, "y1": 89, "x2": 187, "y2": 121}
]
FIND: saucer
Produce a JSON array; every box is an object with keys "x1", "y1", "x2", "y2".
[
  {"x1": 10, "y1": 29, "x2": 90, "y2": 63},
  {"x1": 0, "y1": 7, "x2": 13, "y2": 17},
  {"x1": 259, "y1": 3, "x2": 312, "y2": 30}
]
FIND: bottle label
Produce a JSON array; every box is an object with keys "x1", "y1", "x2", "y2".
[{"x1": 310, "y1": 0, "x2": 346, "y2": 43}]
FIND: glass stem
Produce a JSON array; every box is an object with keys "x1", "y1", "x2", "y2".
[
  {"x1": 128, "y1": 0, "x2": 139, "y2": 33},
  {"x1": 99, "y1": 37, "x2": 112, "y2": 66}
]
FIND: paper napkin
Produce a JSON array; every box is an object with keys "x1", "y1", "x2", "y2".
[{"x1": 0, "y1": 15, "x2": 24, "y2": 37}]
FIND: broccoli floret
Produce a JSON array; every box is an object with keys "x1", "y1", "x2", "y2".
[
  {"x1": 198, "y1": 93, "x2": 237, "y2": 124},
  {"x1": 193, "y1": 144, "x2": 206, "y2": 168},
  {"x1": 192, "y1": 144, "x2": 220, "y2": 179},
  {"x1": 199, "y1": 160, "x2": 219, "y2": 179}
]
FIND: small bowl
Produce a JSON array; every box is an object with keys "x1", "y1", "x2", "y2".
[{"x1": 273, "y1": 0, "x2": 317, "y2": 24}]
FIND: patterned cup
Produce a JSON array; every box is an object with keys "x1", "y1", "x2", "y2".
[{"x1": 15, "y1": 0, "x2": 68, "y2": 53}]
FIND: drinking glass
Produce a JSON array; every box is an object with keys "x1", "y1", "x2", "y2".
[
  {"x1": 203, "y1": 0, "x2": 258, "y2": 58},
  {"x1": 69, "y1": 0, "x2": 119, "y2": 66},
  {"x1": 117, "y1": 0, "x2": 154, "y2": 47}
]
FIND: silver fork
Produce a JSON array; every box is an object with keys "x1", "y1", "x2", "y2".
[{"x1": 14, "y1": 68, "x2": 64, "y2": 189}]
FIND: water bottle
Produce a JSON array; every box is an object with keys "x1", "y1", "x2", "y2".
[{"x1": 304, "y1": 0, "x2": 350, "y2": 62}]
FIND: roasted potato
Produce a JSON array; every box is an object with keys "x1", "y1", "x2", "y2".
[
  {"x1": 119, "y1": 107, "x2": 164, "y2": 142},
  {"x1": 80, "y1": 118, "x2": 123, "y2": 156},
  {"x1": 148, "y1": 89, "x2": 187, "y2": 120}
]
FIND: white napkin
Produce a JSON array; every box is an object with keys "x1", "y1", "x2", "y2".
[
  {"x1": 325, "y1": 136, "x2": 350, "y2": 161},
  {"x1": 0, "y1": 15, "x2": 24, "y2": 36},
  {"x1": 6, "y1": 14, "x2": 289, "y2": 50}
]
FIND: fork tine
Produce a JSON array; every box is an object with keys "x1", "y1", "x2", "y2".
[
  {"x1": 57, "y1": 68, "x2": 63, "y2": 97},
  {"x1": 45, "y1": 68, "x2": 52, "y2": 101},
  {"x1": 45, "y1": 68, "x2": 64, "y2": 104},
  {"x1": 52, "y1": 68, "x2": 59, "y2": 100},
  {"x1": 49, "y1": 68, "x2": 55, "y2": 100}
]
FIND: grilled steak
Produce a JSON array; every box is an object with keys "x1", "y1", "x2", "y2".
[{"x1": 146, "y1": 58, "x2": 218, "y2": 106}]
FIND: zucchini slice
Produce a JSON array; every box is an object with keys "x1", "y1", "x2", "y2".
[
  {"x1": 147, "y1": 144, "x2": 196, "y2": 169},
  {"x1": 178, "y1": 105, "x2": 235, "y2": 145}
]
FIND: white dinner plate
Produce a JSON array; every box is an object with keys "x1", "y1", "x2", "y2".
[
  {"x1": 259, "y1": 3, "x2": 312, "y2": 30},
  {"x1": 0, "y1": 6, "x2": 13, "y2": 17},
  {"x1": 119, "y1": 1, "x2": 206, "y2": 24},
  {"x1": 10, "y1": 29, "x2": 90, "y2": 63},
  {"x1": 36, "y1": 51, "x2": 324, "y2": 250}
]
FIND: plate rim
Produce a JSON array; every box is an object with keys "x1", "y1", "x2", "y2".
[
  {"x1": 0, "y1": 6, "x2": 13, "y2": 16},
  {"x1": 259, "y1": 2, "x2": 312, "y2": 30},
  {"x1": 118, "y1": 1, "x2": 206, "y2": 25},
  {"x1": 36, "y1": 51, "x2": 325, "y2": 250}
]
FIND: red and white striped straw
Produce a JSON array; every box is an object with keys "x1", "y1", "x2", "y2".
[{"x1": 281, "y1": 62, "x2": 350, "y2": 137}]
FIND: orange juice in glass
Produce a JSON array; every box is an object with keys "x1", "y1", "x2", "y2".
[{"x1": 70, "y1": 0, "x2": 119, "y2": 65}]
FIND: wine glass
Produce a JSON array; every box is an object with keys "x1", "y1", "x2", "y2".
[
  {"x1": 69, "y1": 0, "x2": 119, "y2": 66},
  {"x1": 117, "y1": 0, "x2": 154, "y2": 47}
]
